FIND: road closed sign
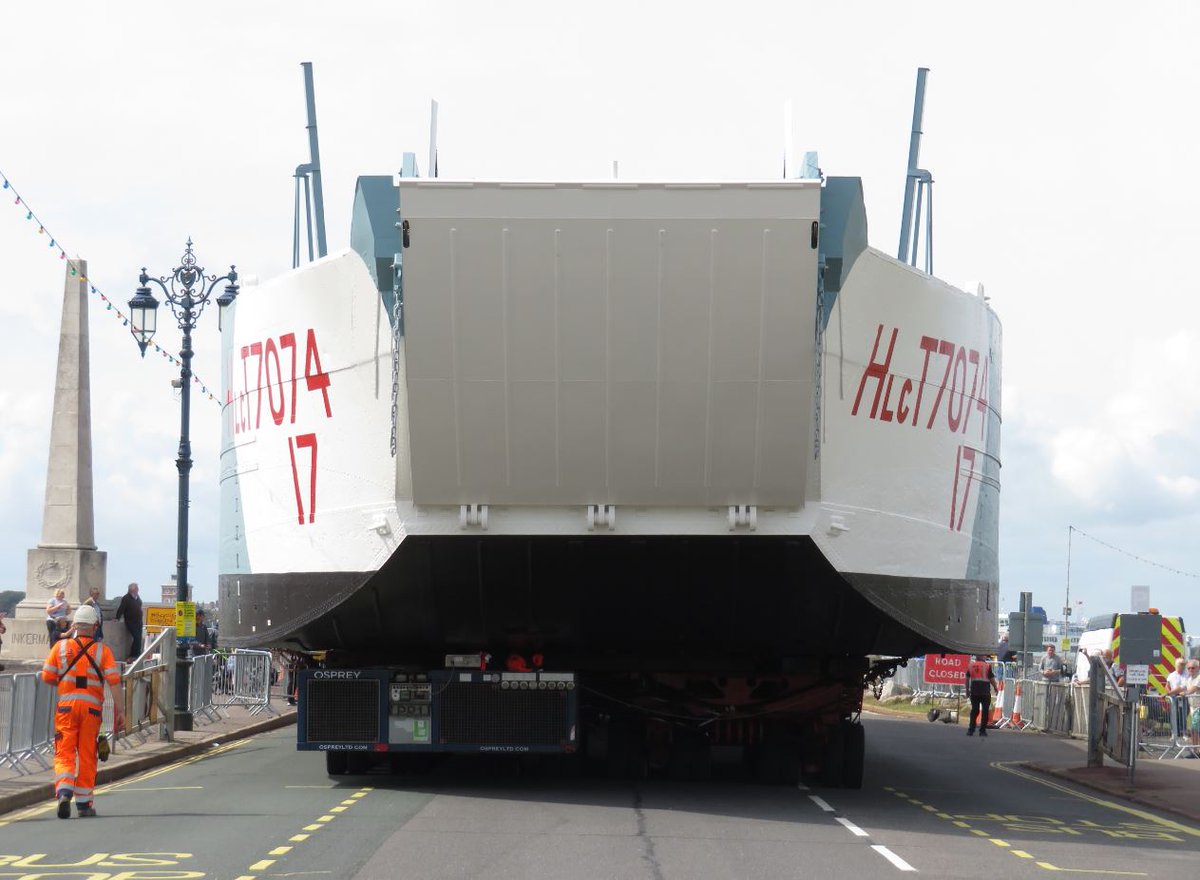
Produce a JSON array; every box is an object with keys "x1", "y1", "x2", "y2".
[{"x1": 923, "y1": 653, "x2": 971, "y2": 685}]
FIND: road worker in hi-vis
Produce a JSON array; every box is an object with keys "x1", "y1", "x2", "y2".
[
  {"x1": 965, "y1": 654, "x2": 998, "y2": 737},
  {"x1": 40, "y1": 603, "x2": 125, "y2": 818}
]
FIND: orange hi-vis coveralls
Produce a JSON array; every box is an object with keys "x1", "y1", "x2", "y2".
[{"x1": 40, "y1": 636, "x2": 119, "y2": 807}]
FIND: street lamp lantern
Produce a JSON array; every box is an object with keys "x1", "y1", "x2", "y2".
[
  {"x1": 216, "y1": 277, "x2": 239, "y2": 331},
  {"x1": 129, "y1": 239, "x2": 237, "y2": 732},
  {"x1": 128, "y1": 272, "x2": 160, "y2": 356}
]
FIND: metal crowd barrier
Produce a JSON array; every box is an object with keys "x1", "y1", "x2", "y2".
[
  {"x1": 188, "y1": 653, "x2": 221, "y2": 724},
  {"x1": 212, "y1": 649, "x2": 275, "y2": 717},
  {"x1": 1137, "y1": 694, "x2": 1200, "y2": 759},
  {"x1": 0, "y1": 673, "x2": 56, "y2": 776}
]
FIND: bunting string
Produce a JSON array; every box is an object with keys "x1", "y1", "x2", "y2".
[
  {"x1": 1, "y1": 169, "x2": 220, "y2": 403},
  {"x1": 1070, "y1": 525, "x2": 1199, "y2": 580}
]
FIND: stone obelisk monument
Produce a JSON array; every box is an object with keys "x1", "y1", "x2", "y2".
[{"x1": 8, "y1": 258, "x2": 108, "y2": 659}]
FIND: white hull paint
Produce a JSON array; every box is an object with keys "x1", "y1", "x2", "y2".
[{"x1": 219, "y1": 180, "x2": 1000, "y2": 650}]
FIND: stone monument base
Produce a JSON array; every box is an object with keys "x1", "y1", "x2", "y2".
[{"x1": 2, "y1": 612, "x2": 133, "y2": 662}]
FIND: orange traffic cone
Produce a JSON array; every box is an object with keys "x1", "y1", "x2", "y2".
[
  {"x1": 989, "y1": 679, "x2": 1005, "y2": 727},
  {"x1": 1011, "y1": 681, "x2": 1026, "y2": 728}
]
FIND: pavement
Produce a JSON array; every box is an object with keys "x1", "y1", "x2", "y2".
[
  {"x1": 0, "y1": 658, "x2": 297, "y2": 816},
  {"x1": 865, "y1": 701, "x2": 1200, "y2": 825}
]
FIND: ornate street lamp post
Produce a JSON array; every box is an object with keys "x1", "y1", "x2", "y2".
[{"x1": 129, "y1": 239, "x2": 238, "y2": 731}]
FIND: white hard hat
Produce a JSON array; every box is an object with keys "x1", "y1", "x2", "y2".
[{"x1": 72, "y1": 604, "x2": 100, "y2": 626}]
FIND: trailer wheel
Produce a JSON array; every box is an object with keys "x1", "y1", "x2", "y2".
[
  {"x1": 325, "y1": 751, "x2": 348, "y2": 776},
  {"x1": 841, "y1": 722, "x2": 865, "y2": 790},
  {"x1": 819, "y1": 724, "x2": 845, "y2": 788}
]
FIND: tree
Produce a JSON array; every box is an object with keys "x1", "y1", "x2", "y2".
[{"x1": 0, "y1": 591, "x2": 23, "y2": 616}]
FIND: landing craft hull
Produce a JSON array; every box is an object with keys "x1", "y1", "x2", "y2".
[{"x1": 219, "y1": 180, "x2": 1001, "y2": 667}]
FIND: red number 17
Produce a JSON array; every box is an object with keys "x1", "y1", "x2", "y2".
[{"x1": 288, "y1": 433, "x2": 318, "y2": 524}]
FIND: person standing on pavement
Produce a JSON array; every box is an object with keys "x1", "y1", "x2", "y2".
[
  {"x1": 40, "y1": 604, "x2": 125, "y2": 818},
  {"x1": 193, "y1": 608, "x2": 212, "y2": 654},
  {"x1": 82, "y1": 587, "x2": 105, "y2": 641},
  {"x1": 1038, "y1": 644, "x2": 1063, "y2": 681},
  {"x1": 115, "y1": 582, "x2": 143, "y2": 660},
  {"x1": 1167, "y1": 658, "x2": 1191, "y2": 696},
  {"x1": 966, "y1": 654, "x2": 998, "y2": 736}
]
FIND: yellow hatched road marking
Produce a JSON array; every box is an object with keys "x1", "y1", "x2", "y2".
[
  {"x1": 990, "y1": 762, "x2": 1200, "y2": 839},
  {"x1": 290, "y1": 834, "x2": 310, "y2": 842},
  {"x1": 330, "y1": 805, "x2": 348, "y2": 812},
  {"x1": 1012, "y1": 850, "x2": 1033, "y2": 858},
  {"x1": 340, "y1": 799, "x2": 359, "y2": 805},
  {"x1": 304, "y1": 824, "x2": 324, "y2": 831},
  {"x1": 991, "y1": 839, "x2": 1010, "y2": 847},
  {"x1": 233, "y1": 876, "x2": 256, "y2": 880},
  {"x1": 952, "y1": 820, "x2": 971, "y2": 828},
  {"x1": 936, "y1": 812, "x2": 952, "y2": 819},
  {"x1": 318, "y1": 814, "x2": 335, "y2": 821},
  {"x1": 269, "y1": 846, "x2": 293, "y2": 855},
  {"x1": 249, "y1": 860, "x2": 275, "y2": 871},
  {"x1": 970, "y1": 830, "x2": 989, "y2": 837}
]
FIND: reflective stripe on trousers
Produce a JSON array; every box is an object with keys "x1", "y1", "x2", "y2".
[{"x1": 53, "y1": 701, "x2": 102, "y2": 805}]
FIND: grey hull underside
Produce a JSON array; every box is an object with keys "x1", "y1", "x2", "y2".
[{"x1": 220, "y1": 534, "x2": 995, "y2": 666}]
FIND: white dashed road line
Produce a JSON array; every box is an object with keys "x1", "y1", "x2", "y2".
[
  {"x1": 871, "y1": 845, "x2": 917, "y2": 872},
  {"x1": 835, "y1": 816, "x2": 870, "y2": 837},
  {"x1": 808, "y1": 795, "x2": 836, "y2": 812},
  {"x1": 804, "y1": 791, "x2": 917, "y2": 872}
]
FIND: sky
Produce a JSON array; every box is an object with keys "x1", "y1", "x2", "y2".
[{"x1": 1, "y1": 2, "x2": 1197, "y2": 634}]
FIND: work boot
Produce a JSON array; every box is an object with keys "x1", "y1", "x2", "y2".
[
  {"x1": 76, "y1": 803, "x2": 97, "y2": 818},
  {"x1": 966, "y1": 728, "x2": 974, "y2": 736},
  {"x1": 56, "y1": 794, "x2": 72, "y2": 819},
  {"x1": 980, "y1": 729, "x2": 988, "y2": 737}
]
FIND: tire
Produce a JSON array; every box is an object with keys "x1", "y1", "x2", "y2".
[
  {"x1": 841, "y1": 722, "x2": 865, "y2": 790},
  {"x1": 325, "y1": 751, "x2": 348, "y2": 776},
  {"x1": 819, "y1": 724, "x2": 845, "y2": 788}
]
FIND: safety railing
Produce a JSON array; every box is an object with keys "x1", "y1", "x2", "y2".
[
  {"x1": 212, "y1": 649, "x2": 275, "y2": 717},
  {"x1": 108, "y1": 626, "x2": 177, "y2": 747}
]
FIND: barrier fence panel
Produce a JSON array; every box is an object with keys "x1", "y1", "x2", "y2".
[
  {"x1": 213, "y1": 649, "x2": 275, "y2": 717},
  {"x1": 1045, "y1": 682, "x2": 1072, "y2": 734},
  {"x1": 188, "y1": 653, "x2": 221, "y2": 724},
  {"x1": 7, "y1": 674, "x2": 49, "y2": 774},
  {"x1": 1071, "y1": 685, "x2": 1090, "y2": 740},
  {"x1": 1097, "y1": 689, "x2": 1132, "y2": 766},
  {"x1": 0, "y1": 675, "x2": 14, "y2": 772},
  {"x1": 1137, "y1": 693, "x2": 1177, "y2": 758},
  {"x1": 31, "y1": 674, "x2": 55, "y2": 761}
]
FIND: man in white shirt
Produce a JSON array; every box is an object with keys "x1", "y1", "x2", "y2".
[{"x1": 1167, "y1": 658, "x2": 1190, "y2": 696}]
